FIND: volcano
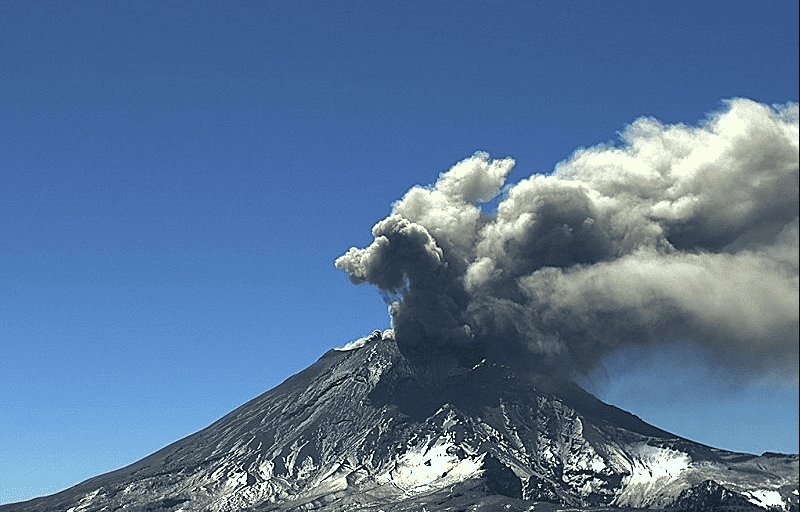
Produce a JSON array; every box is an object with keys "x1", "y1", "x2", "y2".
[{"x1": 2, "y1": 332, "x2": 797, "y2": 512}]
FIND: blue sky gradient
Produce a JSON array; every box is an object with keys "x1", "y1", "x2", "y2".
[{"x1": 1, "y1": 1, "x2": 798, "y2": 504}]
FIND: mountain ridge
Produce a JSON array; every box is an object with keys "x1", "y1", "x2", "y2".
[{"x1": 2, "y1": 333, "x2": 797, "y2": 511}]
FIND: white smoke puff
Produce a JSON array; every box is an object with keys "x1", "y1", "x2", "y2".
[
  {"x1": 393, "y1": 187, "x2": 483, "y2": 257},
  {"x1": 393, "y1": 153, "x2": 516, "y2": 257},
  {"x1": 337, "y1": 99, "x2": 799, "y2": 377},
  {"x1": 335, "y1": 330, "x2": 385, "y2": 351},
  {"x1": 555, "y1": 98, "x2": 799, "y2": 252},
  {"x1": 435, "y1": 151, "x2": 515, "y2": 203}
]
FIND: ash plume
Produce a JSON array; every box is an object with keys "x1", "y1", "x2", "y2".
[{"x1": 336, "y1": 99, "x2": 799, "y2": 377}]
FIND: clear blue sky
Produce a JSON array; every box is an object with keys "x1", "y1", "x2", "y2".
[{"x1": 0, "y1": 1, "x2": 797, "y2": 504}]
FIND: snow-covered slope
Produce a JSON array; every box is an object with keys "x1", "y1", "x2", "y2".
[{"x1": 2, "y1": 333, "x2": 797, "y2": 511}]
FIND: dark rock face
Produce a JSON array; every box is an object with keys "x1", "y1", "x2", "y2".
[
  {"x1": 670, "y1": 480, "x2": 763, "y2": 511},
  {"x1": 1, "y1": 335, "x2": 797, "y2": 512},
  {"x1": 480, "y1": 455, "x2": 523, "y2": 498}
]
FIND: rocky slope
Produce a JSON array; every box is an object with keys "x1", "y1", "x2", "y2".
[{"x1": 2, "y1": 332, "x2": 797, "y2": 511}]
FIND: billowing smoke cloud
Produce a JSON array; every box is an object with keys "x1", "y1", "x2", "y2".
[{"x1": 336, "y1": 99, "x2": 799, "y2": 378}]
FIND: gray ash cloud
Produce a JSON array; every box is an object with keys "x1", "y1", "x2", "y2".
[{"x1": 336, "y1": 99, "x2": 799, "y2": 377}]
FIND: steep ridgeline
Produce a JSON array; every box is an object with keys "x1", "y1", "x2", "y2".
[{"x1": 3, "y1": 333, "x2": 797, "y2": 511}]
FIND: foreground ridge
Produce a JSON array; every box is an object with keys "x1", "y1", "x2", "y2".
[{"x1": 3, "y1": 334, "x2": 797, "y2": 511}]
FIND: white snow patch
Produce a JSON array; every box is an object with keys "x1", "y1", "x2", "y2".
[
  {"x1": 614, "y1": 443, "x2": 691, "y2": 507},
  {"x1": 258, "y1": 459, "x2": 275, "y2": 480},
  {"x1": 625, "y1": 444, "x2": 690, "y2": 485},
  {"x1": 377, "y1": 436, "x2": 482, "y2": 494},
  {"x1": 225, "y1": 471, "x2": 250, "y2": 489},
  {"x1": 69, "y1": 489, "x2": 103, "y2": 512},
  {"x1": 744, "y1": 489, "x2": 786, "y2": 509},
  {"x1": 441, "y1": 410, "x2": 461, "y2": 429},
  {"x1": 587, "y1": 455, "x2": 607, "y2": 473}
]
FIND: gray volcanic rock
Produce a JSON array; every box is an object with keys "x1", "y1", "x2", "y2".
[
  {"x1": 2, "y1": 333, "x2": 797, "y2": 511},
  {"x1": 671, "y1": 480, "x2": 764, "y2": 511}
]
